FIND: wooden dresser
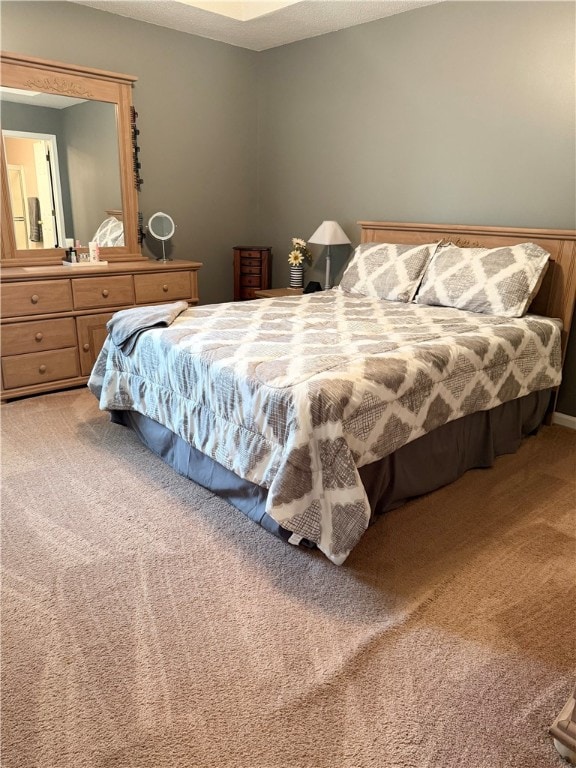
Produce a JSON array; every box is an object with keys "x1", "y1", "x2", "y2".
[
  {"x1": 233, "y1": 246, "x2": 271, "y2": 300},
  {"x1": 1, "y1": 259, "x2": 202, "y2": 401}
]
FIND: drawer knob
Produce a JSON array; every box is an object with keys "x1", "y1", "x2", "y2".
[
  {"x1": 83, "y1": 343, "x2": 90, "y2": 352},
  {"x1": 162, "y1": 284, "x2": 169, "y2": 292},
  {"x1": 31, "y1": 294, "x2": 39, "y2": 304},
  {"x1": 39, "y1": 364, "x2": 47, "y2": 374},
  {"x1": 101, "y1": 289, "x2": 109, "y2": 298},
  {"x1": 35, "y1": 332, "x2": 43, "y2": 342}
]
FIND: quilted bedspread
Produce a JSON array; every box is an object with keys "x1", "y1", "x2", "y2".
[{"x1": 88, "y1": 290, "x2": 562, "y2": 564}]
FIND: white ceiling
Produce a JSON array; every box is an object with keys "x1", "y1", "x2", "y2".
[
  {"x1": 69, "y1": 0, "x2": 442, "y2": 51},
  {"x1": 0, "y1": 86, "x2": 87, "y2": 109}
]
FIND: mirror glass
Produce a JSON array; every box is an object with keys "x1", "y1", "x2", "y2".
[
  {"x1": 148, "y1": 211, "x2": 175, "y2": 240},
  {"x1": 1, "y1": 87, "x2": 122, "y2": 251},
  {"x1": 147, "y1": 212, "x2": 175, "y2": 262}
]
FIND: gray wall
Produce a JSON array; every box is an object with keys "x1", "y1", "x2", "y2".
[
  {"x1": 62, "y1": 100, "x2": 122, "y2": 246},
  {"x1": 2, "y1": 0, "x2": 574, "y2": 414},
  {"x1": 2, "y1": 100, "x2": 65, "y2": 139},
  {"x1": 257, "y1": 0, "x2": 575, "y2": 414},
  {"x1": 257, "y1": 1, "x2": 575, "y2": 278}
]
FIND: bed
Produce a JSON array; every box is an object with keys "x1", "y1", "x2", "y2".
[{"x1": 88, "y1": 221, "x2": 576, "y2": 564}]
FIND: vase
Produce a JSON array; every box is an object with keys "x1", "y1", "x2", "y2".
[{"x1": 289, "y1": 265, "x2": 304, "y2": 289}]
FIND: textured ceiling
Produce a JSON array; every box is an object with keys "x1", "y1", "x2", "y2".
[{"x1": 68, "y1": 0, "x2": 442, "y2": 51}]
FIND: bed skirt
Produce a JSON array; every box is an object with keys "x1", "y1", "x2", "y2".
[{"x1": 110, "y1": 389, "x2": 552, "y2": 551}]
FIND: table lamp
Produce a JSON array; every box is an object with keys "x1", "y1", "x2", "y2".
[{"x1": 308, "y1": 220, "x2": 351, "y2": 289}]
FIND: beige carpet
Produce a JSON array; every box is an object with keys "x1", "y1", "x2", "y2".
[{"x1": 1, "y1": 388, "x2": 575, "y2": 768}]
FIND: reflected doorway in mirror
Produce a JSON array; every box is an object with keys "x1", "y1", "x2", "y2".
[{"x1": 3, "y1": 131, "x2": 67, "y2": 249}]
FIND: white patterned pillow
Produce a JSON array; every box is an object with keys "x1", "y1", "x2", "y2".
[
  {"x1": 92, "y1": 216, "x2": 125, "y2": 247},
  {"x1": 415, "y1": 242, "x2": 549, "y2": 317},
  {"x1": 339, "y1": 242, "x2": 437, "y2": 302}
]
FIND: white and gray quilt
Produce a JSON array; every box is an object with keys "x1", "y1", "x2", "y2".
[{"x1": 88, "y1": 289, "x2": 562, "y2": 564}]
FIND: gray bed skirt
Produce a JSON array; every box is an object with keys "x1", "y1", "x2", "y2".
[{"x1": 110, "y1": 389, "x2": 552, "y2": 550}]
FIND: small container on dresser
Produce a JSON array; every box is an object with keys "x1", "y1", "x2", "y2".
[{"x1": 233, "y1": 246, "x2": 271, "y2": 301}]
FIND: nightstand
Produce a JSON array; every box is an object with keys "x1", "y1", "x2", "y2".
[
  {"x1": 254, "y1": 288, "x2": 303, "y2": 298},
  {"x1": 233, "y1": 246, "x2": 272, "y2": 300}
]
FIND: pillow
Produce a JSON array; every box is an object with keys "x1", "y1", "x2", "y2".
[
  {"x1": 92, "y1": 216, "x2": 125, "y2": 247},
  {"x1": 339, "y1": 242, "x2": 437, "y2": 302},
  {"x1": 415, "y1": 242, "x2": 549, "y2": 317}
]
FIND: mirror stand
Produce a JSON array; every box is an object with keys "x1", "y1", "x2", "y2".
[{"x1": 147, "y1": 212, "x2": 176, "y2": 262}]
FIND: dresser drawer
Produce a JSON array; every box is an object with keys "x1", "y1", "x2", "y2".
[
  {"x1": 72, "y1": 275, "x2": 135, "y2": 309},
  {"x1": 134, "y1": 271, "x2": 192, "y2": 304},
  {"x1": 2, "y1": 348, "x2": 79, "y2": 390},
  {"x1": 1, "y1": 280, "x2": 73, "y2": 317},
  {"x1": 2, "y1": 318, "x2": 77, "y2": 356}
]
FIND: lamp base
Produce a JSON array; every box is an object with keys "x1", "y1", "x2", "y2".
[{"x1": 324, "y1": 250, "x2": 331, "y2": 290}]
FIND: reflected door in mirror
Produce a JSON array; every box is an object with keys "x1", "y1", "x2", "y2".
[
  {"x1": 4, "y1": 133, "x2": 62, "y2": 248},
  {"x1": 7, "y1": 165, "x2": 28, "y2": 248}
]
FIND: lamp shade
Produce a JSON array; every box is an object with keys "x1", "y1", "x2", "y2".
[{"x1": 308, "y1": 220, "x2": 351, "y2": 246}]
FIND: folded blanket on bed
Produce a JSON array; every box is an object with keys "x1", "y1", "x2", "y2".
[{"x1": 107, "y1": 300, "x2": 189, "y2": 354}]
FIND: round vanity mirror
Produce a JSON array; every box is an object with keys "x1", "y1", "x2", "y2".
[{"x1": 147, "y1": 211, "x2": 175, "y2": 261}]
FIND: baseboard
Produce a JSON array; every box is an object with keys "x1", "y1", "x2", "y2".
[{"x1": 552, "y1": 412, "x2": 576, "y2": 430}]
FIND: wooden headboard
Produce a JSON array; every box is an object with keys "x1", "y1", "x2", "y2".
[{"x1": 358, "y1": 221, "x2": 576, "y2": 359}]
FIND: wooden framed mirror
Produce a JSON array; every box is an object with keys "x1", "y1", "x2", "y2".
[{"x1": 0, "y1": 51, "x2": 144, "y2": 265}]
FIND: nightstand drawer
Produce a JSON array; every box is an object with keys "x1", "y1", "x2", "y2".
[
  {"x1": 72, "y1": 275, "x2": 135, "y2": 309},
  {"x1": 134, "y1": 271, "x2": 191, "y2": 304},
  {"x1": 240, "y1": 275, "x2": 262, "y2": 287},
  {"x1": 2, "y1": 348, "x2": 79, "y2": 389},
  {"x1": 2, "y1": 318, "x2": 77, "y2": 355},
  {"x1": 239, "y1": 288, "x2": 258, "y2": 300},
  {"x1": 1, "y1": 280, "x2": 73, "y2": 317},
  {"x1": 240, "y1": 263, "x2": 262, "y2": 274}
]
